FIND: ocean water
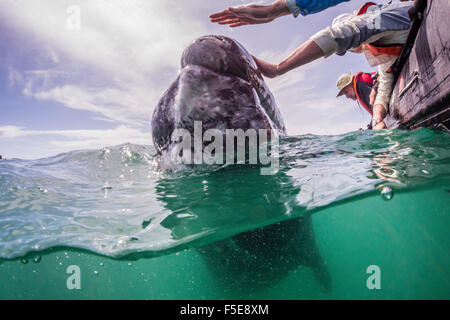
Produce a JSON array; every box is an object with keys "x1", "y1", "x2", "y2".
[{"x1": 0, "y1": 128, "x2": 449, "y2": 299}]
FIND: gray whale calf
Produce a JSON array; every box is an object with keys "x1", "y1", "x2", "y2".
[
  {"x1": 152, "y1": 35, "x2": 331, "y2": 293},
  {"x1": 151, "y1": 35, "x2": 286, "y2": 161}
]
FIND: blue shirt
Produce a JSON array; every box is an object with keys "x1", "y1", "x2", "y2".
[{"x1": 286, "y1": 0, "x2": 350, "y2": 16}]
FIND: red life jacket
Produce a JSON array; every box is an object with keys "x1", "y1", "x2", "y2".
[
  {"x1": 357, "y1": 2, "x2": 404, "y2": 58},
  {"x1": 357, "y1": 2, "x2": 377, "y2": 15},
  {"x1": 352, "y1": 71, "x2": 376, "y2": 115}
]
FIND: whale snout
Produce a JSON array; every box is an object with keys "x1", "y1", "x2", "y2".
[
  {"x1": 151, "y1": 35, "x2": 286, "y2": 157},
  {"x1": 181, "y1": 35, "x2": 258, "y2": 82}
]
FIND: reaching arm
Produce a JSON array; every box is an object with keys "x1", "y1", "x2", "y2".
[
  {"x1": 253, "y1": 40, "x2": 325, "y2": 78},
  {"x1": 370, "y1": 60, "x2": 395, "y2": 129},
  {"x1": 209, "y1": 0, "x2": 352, "y2": 27},
  {"x1": 209, "y1": 0, "x2": 290, "y2": 28},
  {"x1": 373, "y1": 61, "x2": 395, "y2": 113}
]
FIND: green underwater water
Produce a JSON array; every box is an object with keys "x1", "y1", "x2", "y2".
[
  {"x1": 0, "y1": 183, "x2": 448, "y2": 299},
  {"x1": 0, "y1": 129, "x2": 449, "y2": 299}
]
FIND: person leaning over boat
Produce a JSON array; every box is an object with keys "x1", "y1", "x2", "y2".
[
  {"x1": 211, "y1": 1, "x2": 413, "y2": 130},
  {"x1": 336, "y1": 71, "x2": 379, "y2": 129}
]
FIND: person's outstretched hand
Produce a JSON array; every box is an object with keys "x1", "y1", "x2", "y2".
[
  {"x1": 210, "y1": 5, "x2": 274, "y2": 27},
  {"x1": 209, "y1": 1, "x2": 290, "y2": 27},
  {"x1": 252, "y1": 56, "x2": 279, "y2": 78}
]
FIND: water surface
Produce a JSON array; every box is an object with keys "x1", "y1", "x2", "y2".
[{"x1": 0, "y1": 128, "x2": 449, "y2": 299}]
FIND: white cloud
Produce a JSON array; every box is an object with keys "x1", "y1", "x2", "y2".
[
  {"x1": 0, "y1": 125, "x2": 145, "y2": 140},
  {"x1": 7, "y1": 67, "x2": 23, "y2": 88},
  {"x1": 0, "y1": 0, "x2": 212, "y2": 159},
  {"x1": 0, "y1": 0, "x2": 206, "y2": 81},
  {"x1": 283, "y1": 93, "x2": 372, "y2": 135},
  {"x1": 0, "y1": 0, "x2": 209, "y2": 129},
  {"x1": 31, "y1": 85, "x2": 155, "y2": 126}
]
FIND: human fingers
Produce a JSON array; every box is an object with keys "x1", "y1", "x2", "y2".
[
  {"x1": 374, "y1": 122, "x2": 386, "y2": 130},
  {"x1": 209, "y1": 9, "x2": 232, "y2": 19},
  {"x1": 210, "y1": 13, "x2": 236, "y2": 23},
  {"x1": 218, "y1": 18, "x2": 241, "y2": 25},
  {"x1": 252, "y1": 57, "x2": 275, "y2": 77},
  {"x1": 229, "y1": 21, "x2": 249, "y2": 27},
  {"x1": 210, "y1": 15, "x2": 233, "y2": 23}
]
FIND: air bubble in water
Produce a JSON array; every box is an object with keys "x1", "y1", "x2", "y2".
[
  {"x1": 102, "y1": 186, "x2": 112, "y2": 191},
  {"x1": 381, "y1": 186, "x2": 394, "y2": 201},
  {"x1": 21, "y1": 259, "x2": 28, "y2": 264},
  {"x1": 94, "y1": 270, "x2": 99, "y2": 275},
  {"x1": 38, "y1": 187, "x2": 48, "y2": 193},
  {"x1": 33, "y1": 256, "x2": 41, "y2": 263}
]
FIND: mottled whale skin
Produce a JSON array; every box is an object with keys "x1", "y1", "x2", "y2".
[{"x1": 151, "y1": 35, "x2": 286, "y2": 157}]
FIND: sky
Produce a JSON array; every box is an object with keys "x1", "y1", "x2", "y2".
[{"x1": 0, "y1": 0, "x2": 381, "y2": 159}]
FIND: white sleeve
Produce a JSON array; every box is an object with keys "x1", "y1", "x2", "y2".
[
  {"x1": 374, "y1": 60, "x2": 396, "y2": 112},
  {"x1": 310, "y1": 27, "x2": 339, "y2": 58}
]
